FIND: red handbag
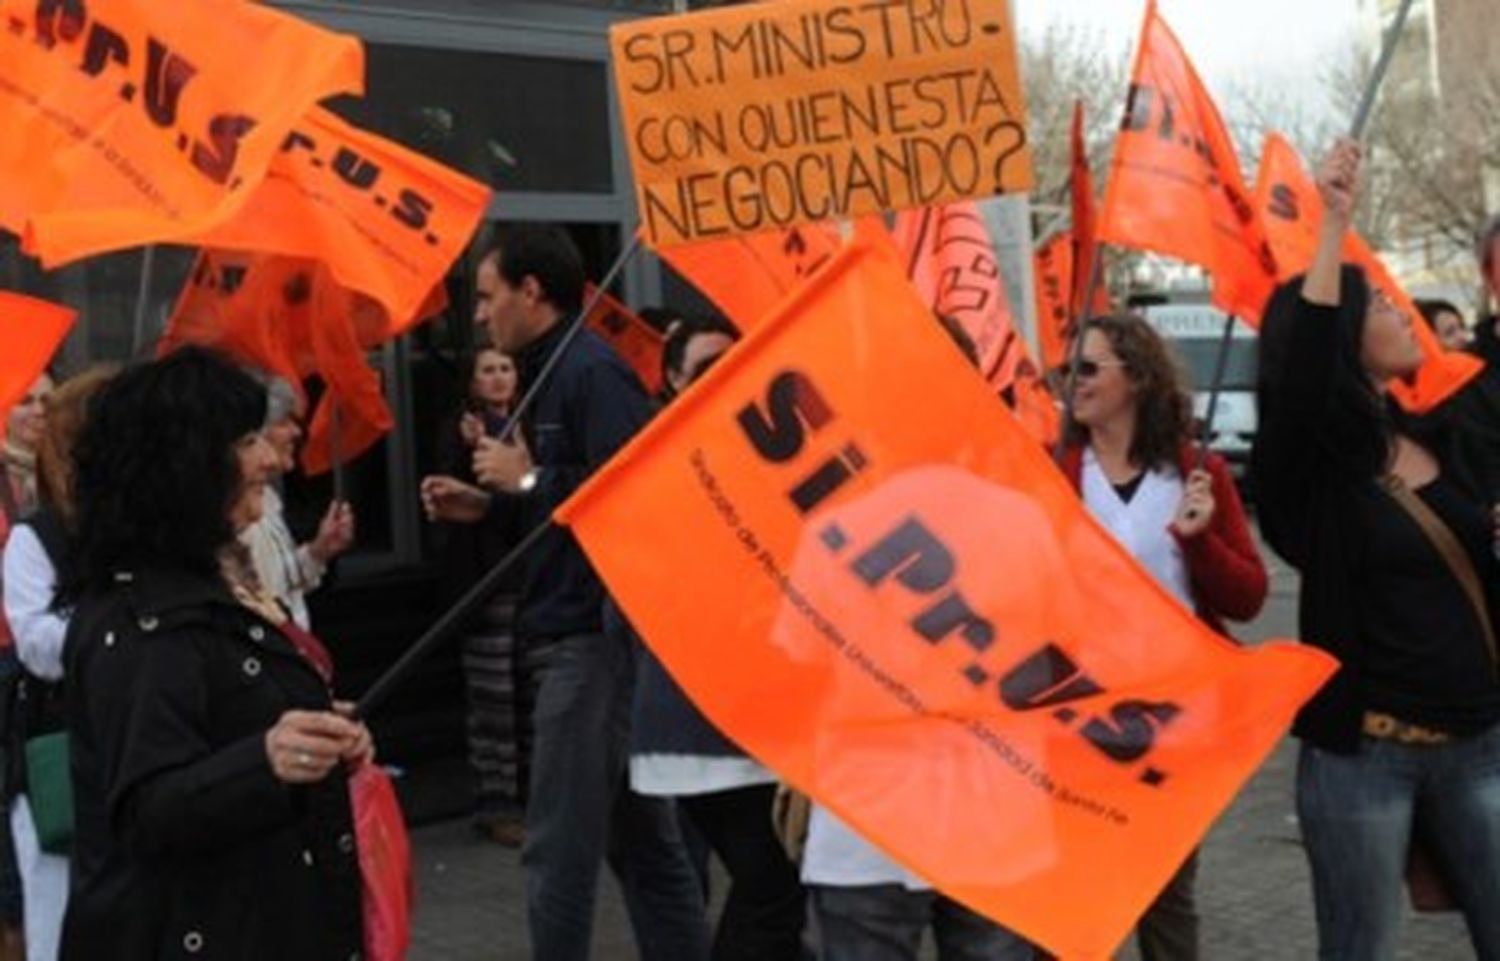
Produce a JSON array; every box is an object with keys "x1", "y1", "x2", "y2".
[{"x1": 350, "y1": 763, "x2": 414, "y2": 961}]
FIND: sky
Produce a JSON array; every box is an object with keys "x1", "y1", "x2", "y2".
[{"x1": 1014, "y1": 0, "x2": 1365, "y2": 100}]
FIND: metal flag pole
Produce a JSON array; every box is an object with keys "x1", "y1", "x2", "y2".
[
  {"x1": 130, "y1": 246, "x2": 157, "y2": 357},
  {"x1": 1350, "y1": 0, "x2": 1416, "y2": 141},
  {"x1": 1194, "y1": 313, "x2": 1238, "y2": 472}
]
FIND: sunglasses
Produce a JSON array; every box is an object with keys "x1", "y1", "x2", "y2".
[{"x1": 1061, "y1": 358, "x2": 1127, "y2": 380}]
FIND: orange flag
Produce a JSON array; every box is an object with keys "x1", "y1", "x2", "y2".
[
  {"x1": 891, "y1": 203, "x2": 1059, "y2": 444},
  {"x1": 556, "y1": 241, "x2": 1335, "y2": 959},
  {"x1": 0, "y1": 0, "x2": 363, "y2": 266},
  {"x1": 161, "y1": 250, "x2": 410, "y2": 474},
  {"x1": 654, "y1": 225, "x2": 841, "y2": 333},
  {"x1": 190, "y1": 107, "x2": 490, "y2": 328},
  {"x1": 1253, "y1": 133, "x2": 1480, "y2": 412},
  {"x1": 1098, "y1": 0, "x2": 1278, "y2": 325},
  {"x1": 1035, "y1": 232, "x2": 1074, "y2": 372},
  {"x1": 585, "y1": 284, "x2": 666, "y2": 397},
  {"x1": 0, "y1": 292, "x2": 75, "y2": 436}
]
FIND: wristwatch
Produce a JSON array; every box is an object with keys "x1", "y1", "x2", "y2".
[{"x1": 517, "y1": 468, "x2": 540, "y2": 493}]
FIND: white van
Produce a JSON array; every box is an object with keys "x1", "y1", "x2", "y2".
[{"x1": 1140, "y1": 303, "x2": 1259, "y2": 473}]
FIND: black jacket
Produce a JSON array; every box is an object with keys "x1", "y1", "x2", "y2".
[
  {"x1": 494, "y1": 320, "x2": 653, "y2": 642},
  {"x1": 61, "y1": 567, "x2": 363, "y2": 961}
]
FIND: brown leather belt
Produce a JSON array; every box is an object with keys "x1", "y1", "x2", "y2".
[{"x1": 1362, "y1": 711, "x2": 1451, "y2": 745}]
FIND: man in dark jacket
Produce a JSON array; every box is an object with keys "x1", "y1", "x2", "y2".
[{"x1": 421, "y1": 225, "x2": 707, "y2": 961}]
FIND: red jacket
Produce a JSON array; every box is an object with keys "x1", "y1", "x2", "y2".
[{"x1": 1059, "y1": 444, "x2": 1268, "y2": 636}]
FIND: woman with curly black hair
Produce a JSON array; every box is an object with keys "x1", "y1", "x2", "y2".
[{"x1": 59, "y1": 347, "x2": 374, "y2": 961}]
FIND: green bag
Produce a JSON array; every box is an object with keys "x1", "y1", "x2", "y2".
[{"x1": 23, "y1": 732, "x2": 72, "y2": 855}]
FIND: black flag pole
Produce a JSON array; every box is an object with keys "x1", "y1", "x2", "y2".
[
  {"x1": 355, "y1": 230, "x2": 643, "y2": 718},
  {"x1": 130, "y1": 245, "x2": 156, "y2": 358}
]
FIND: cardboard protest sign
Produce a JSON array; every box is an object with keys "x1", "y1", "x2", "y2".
[
  {"x1": 613, "y1": 0, "x2": 1033, "y2": 246},
  {"x1": 190, "y1": 107, "x2": 489, "y2": 329},
  {"x1": 1098, "y1": 0, "x2": 1277, "y2": 325},
  {"x1": 1253, "y1": 133, "x2": 1480, "y2": 413},
  {"x1": 0, "y1": 0, "x2": 363, "y2": 265},
  {"x1": 557, "y1": 241, "x2": 1335, "y2": 959}
]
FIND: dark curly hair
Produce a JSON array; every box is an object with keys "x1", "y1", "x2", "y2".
[
  {"x1": 64, "y1": 347, "x2": 267, "y2": 599},
  {"x1": 1064, "y1": 313, "x2": 1194, "y2": 471}
]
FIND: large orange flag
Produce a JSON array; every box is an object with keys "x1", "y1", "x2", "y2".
[
  {"x1": 556, "y1": 241, "x2": 1335, "y2": 959},
  {"x1": 584, "y1": 284, "x2": 665, "y2": 397},
  {"x1": 1253, "y1": 133, "x2": 1480, "y2": 412},
  {"x1": 161, "y1": 250, "x2": 411, "y2": 475},
  {"x1": 189, "y1": 107, "x2": 490, "y2": 329},
  {"x1": 1098, "y1": 0, "x2": 1277, "y2": 325},
  {"x1": 654, "y1": 225, "x2": 841, "y2": 333},
  {"x1": 0, "y1": 0, "x2": 363, "y2": 266},
  {"x1": 0, "y1": 293, "x2": 75, "y2": 435}
]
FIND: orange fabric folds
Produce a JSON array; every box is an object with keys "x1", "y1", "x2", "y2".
[
  {"x1": 0, "y1": 292, "x2": 75, "y2": 429},
  {"x1": 193, "y1": 107, "x2": 489, "y2": 329},
  {"x1": 585, "y1": 284, "x2": 666, "y2": 397},
  {"x1": 1253, "y1": 133, "x2": 1479, "y2": 412},
  {"x1": 556, "y1": 242, "x2": 1336, "y2": 960},
  {"x1": 1097, "y1": 0, "x2": 1276, "y2": 325},
  {"x1": 162, "y1": 250, "x2": 401, "y2": 475},
  {"x1": 656, "y1": 225, "x2": 841, "y2": 333},
  {"x1": 0, "y1": 0, "x2": 363, "y2": 265},
  {"x1": 1034, "y1": 232, "x2": 1073, "y2": 372}
]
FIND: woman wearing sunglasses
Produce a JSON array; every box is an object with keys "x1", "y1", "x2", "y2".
[{"x1": 1058, "y1": 313, "x2": 1268, "y2": 961}]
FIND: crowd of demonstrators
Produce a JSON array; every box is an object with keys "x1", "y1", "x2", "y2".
[
  {"x1": 57, "y1": 348, "x2": 374, "y2": 960},
  {"x1": 1254, "y1": 140, "x2": 1500, "y2": 960},
  {"x1": 432, "y1": 345, "x2": 530, "y2": 847},
  {"x1": 1059, "y1": 315, "x2": 1268, "y2": 961},
  {"x1": 240, "y1": 375, "x2": 356, "y2": 633},
  {"x1": 800, "y1": 316, "x2": 1038, "y2": 961},
  {"x1": 0, "y1": 373, "x2": 50, "y2": 961},
  {"x1": 422, "y1": 224, "x2": 709, "y2": 961},
  {"x1": 3, "y1": 366, "x2": 114, "y2": 961}
]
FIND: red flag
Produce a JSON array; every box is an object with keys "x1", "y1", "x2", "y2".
[
  {"x1": 1098, "y1": 0, "x2": 1278, "y2": 324},
  {"x1": 585, "y1": 284, "x2": 666, "y2": 397},
  {"x1": 0, "y1": 0, "x2": 363, "y2": 266},
  {"x1": 0, "y1": 292, "x2": 75, "y2": 438},
  {"x1": 1253, "y1": 133, "x2": 1480, "y2": 412},
  {"x1": 556, "y1": 240, "x2": 1335, "y2": 959},
  {"x1": 1070, "y1": 102, "x2": 1101, "y2": 321}
]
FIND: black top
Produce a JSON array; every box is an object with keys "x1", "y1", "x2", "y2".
[
  {"x1": 62, "y1": 567, "x2": 362, "y2": 961},
  {"x1": 1253, "y1": 294, "x2": 1499, "y2": 752},
  {"x1": 1112, "y1": 472, "x2": 1146, "y2": 504},
  {"x1": 1359, "y1": 476, "x2": 1500, "y2": 734},
  {"x1": 491, "y1": 320, "x2": 653, "y2": 642}
]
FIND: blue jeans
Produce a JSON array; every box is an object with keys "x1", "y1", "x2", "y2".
[
  {"x1": 521, "y1": 630, "x2": 709, "y2": 961},
  {"x1": 812, "y1": 885, "x2": 1035, "y2": 961},
  {"x1": 1298, "y1": 728, "x2": 1500, "y2": 961}
]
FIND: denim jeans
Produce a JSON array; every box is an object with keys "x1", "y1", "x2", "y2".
[
  {"x1": 1298, "y1": 728, "x2": 1500, "y2": 961},
  {"x1": 521, "y1": 630, "x2": 709, "y2": 961},
  {"x1": 812, "y1": 885, "x2": 1036, "y2": 961}
]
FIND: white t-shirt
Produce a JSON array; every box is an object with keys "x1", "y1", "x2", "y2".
[
  {"x1": 630, "y1": 755, "x2": 776, "y2": 798},
  {"x1": 3, "y1": 524, "x2": 67, "y2": 681},
  {"x1": 1080, "y1": 448, "x2": 1193, "y2": 608}
]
